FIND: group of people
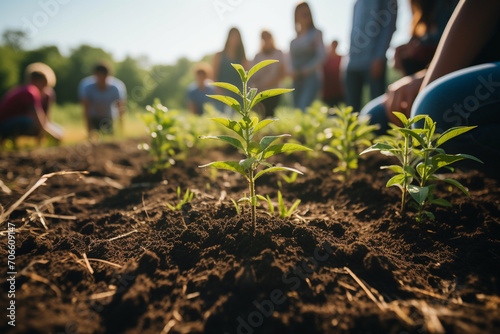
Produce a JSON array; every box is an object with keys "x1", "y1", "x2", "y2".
[
  {"x1": 0, "y1": 61, "x2": 126, "y2": 145},
  {"x1": 1, "y1": 0, "x2": 499, "y2": 164}
]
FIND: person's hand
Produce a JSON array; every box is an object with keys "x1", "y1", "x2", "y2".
[
  {"x1": 383, "y1": 72, "x2": 425, "y2": 125},
  {"x1": 370, "y1": 59, "x2": 385, "y2": 80}
]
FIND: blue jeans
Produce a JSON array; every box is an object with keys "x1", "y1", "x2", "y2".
[
  {"x1": 345, "y1": 66, "x2": 386, "y2": 112},
  {"x1": 361, "y1": 62, "x2": 500, "y2": 163},
  {"x1": 0, "y1": 116, "x2": 38, "y2": 138},
  {"x1": 293, "y1": 72, "x2": 320, "y2": 112}
]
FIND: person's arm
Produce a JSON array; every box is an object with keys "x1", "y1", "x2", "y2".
[
  {"x1": 384, "y1": 0, "x2": 500, "y2": 121},
  {"x1": 188, "y1": 101, "x2": 198, "y2": 115},
  {"x1": 422, "y1": 0, "x2": 500, "y2": 88},
  {"x1": 212, "y1": 52, "x2": 221, "y2": 82},
  {"x1": 30, "y1": 105, "x2": 62, "y2": 141}
]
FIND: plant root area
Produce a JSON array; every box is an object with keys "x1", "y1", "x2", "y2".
[{"x1": 1, "y1": 140, "x2": 499, "y2": 334}]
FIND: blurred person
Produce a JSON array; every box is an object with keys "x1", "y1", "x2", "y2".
[
  {"x1": 361, "y1": 0, "x2": 500, "y2": 164},
  {"x1": 322, "y1": 40, "x2": 345, "y2": 107},
  {"x1": 186, "y1": 63, "x2": 216, "y2": 115},
  {"x1": 250, "y1": 30, "x2": 285, "y2": 118},
  {"x1": 213, "y1": 27, "x2": 248, "y2": 112},
  {"x1": 345, "y1": 0, "x2": 397, "y2": 112},
  {"x1": 394, "y1": 0, "x2": 458, "y2": 76},
  {"x1": 79, "y1": 63, "x2": 126, "y2": 137},
  {"x1": 0, "y1": 62, "x2": 62, "y2": 145},
  {"x1": 290, "y1": 2, "x2": 325, "y2": 112}
]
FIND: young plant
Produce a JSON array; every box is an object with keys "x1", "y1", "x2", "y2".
[
  {"x1": 258, "y1": 191, "x2": 300, "y2": 219},
  {"x1": 277, "y1": 172, "x2": 298, "y2": 189},
  {"x1": 323, "y1": 105, "x2": 379, "y2": 181},
  {"x1": 166, "y1": 187, "x2": 194, "y2": 211},
  {"x1": 199, "y1": 60, "x2": 311, "y2": 233},
  {"x1": 361, "y1": 112, "x2": 482, "y2": 220},
  {"x1": 138, "y1": 100, "x2": 188, "y2": 172}
]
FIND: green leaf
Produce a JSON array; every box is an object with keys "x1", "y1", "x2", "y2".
[
  {"x1": 239, "y1": 157, "x2": 257, "y2": 170},
  {"x1": 262, "y1": 143, "x2": 312, "y2": 159},
  {"x1": 231, "y1": 63, "x2": 247, "y2": 82},
  {"x1": 209, "y1": 82, "x2": 242, "y2": 97},
  {"x1": 199, "y1": 161, "x2": 246, "y2": 177},
  {"x1": 431, "y1": 198, "x2": 452, "y2": 207},
  {"x1": 166, "y1": 203, "x2": 176, "y2": 211},
  {"x1": 287, "y1": 200, "x2": 301, "y2": 216},
  {"x1": 360, "y1": 143, "x2": 395, "y2": 155},
  {"x1": 397, "y1": 128, "x2": 426, "y2": 147},
  {"x1": 430, "y1": 153, "x2": 483, "y2": 174},
  {"x1": 209, "y1": 118, "x2": 244, "y2": 138},
  {"x1": 409, "y1": 115, "x2": 427, "y2": 125},
  {"x1": 386, "y1": 174, "x2": 405, "y2": 188},
  {"x1": 435, "y1": 126, "x2": 477, "y2": 147},
  {"x1": 207, "y1": 95, "x2": 242, "y2": 114},
  {"x1": 247, "y1": 142, "x2": 262, "y2": 155},
  {"x1": 443, "y1": 178, "x2": 470, "y2": 196},
  {"x1": 408, "y1": 185, "x2": 429, "y2": 206},
  {"x1": 253, "y1": 118, "x2": 278, "y2": 133},
  {"x1": 380, "y1": 165, "x2": 404, "y2": 174},
  {"x1": 248, "y1": 59, "x2": 278, "y2": 81},
  {"x1": 259, "y1": 134, "x2": 290, "y2": 151},
  {"x1": 200, "y1": 135, "x2": 244, "y2": 151},
  {"x1": 392, "y1": 112, "x2": 409, "y2": 127},
  {"x1": 250, "y1": 89, "x2": 294, "y2": 109},
  {"x1": 254, "y1": 166, "x2": 303, "y2": 181},
  {"x1": 256, "y1": 195, "x2": 267, "y2": 201},
  {"x1": 238, "y1": 197, "x2": 251, "y2": 204}
]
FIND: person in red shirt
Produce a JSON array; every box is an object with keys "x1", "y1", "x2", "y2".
[
  {"x1": 0, "y1": 63, "x2": 62, "y2": 145},
  {"x1": 322, "y1": 40, "x2": 345, "y2": 107}
]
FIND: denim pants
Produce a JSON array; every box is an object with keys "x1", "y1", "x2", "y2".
[
  {"x1": 345, "y1": 66, "x2": 386, "y2": 112},
  {"x1": 293, "y1": 72, "x2": 320, "y2": 112},
  {"x1": 0, "y1": 116, "x2": 38, "y2": 138},
  {"x1": 361, "y1": 62, "x2": 500, "y2": 163}
]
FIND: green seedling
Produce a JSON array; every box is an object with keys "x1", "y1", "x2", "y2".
[
  {"x1": 139, "y1": 99, "x2": 187, "y2": 172},
  {"x1": 323, "y1": 105, "x2": 379, "y2": 181},
  {"x1": 277, "y1": 191, "x2": 300, "y2": 219},
  {"x1": 257, "y1": 194, "x2": 275, "y2": 215},
  {"x1": 199, "y1": 60, "x2": 311, "y2": 233},
  {"x1": 277, "y1": 172, "x2": 298, "y2": 189},
  {"x1": 258, "y1": 191, "x2": 300, "y2": 218},
  {"x1": 166, "y1": 187, "x2": 194, "y2": 211},
  {"x1": 361, "y1": 112, "x2": 482, "y2": 220},
  {"x1": 231, "y1": 198, "x2": 242, "y2": 215}
]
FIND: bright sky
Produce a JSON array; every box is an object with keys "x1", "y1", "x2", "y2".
[{"x1": 0, "y1": 0, "x2": 411, "y2": 66}]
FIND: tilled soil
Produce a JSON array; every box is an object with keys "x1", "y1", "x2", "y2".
[{"x1": 0, "y1": 139, "x2": 499, "y2": 334}]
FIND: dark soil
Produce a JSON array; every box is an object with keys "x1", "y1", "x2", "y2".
[{"x1": 1, "y1": 139, "x2": 499, "y2": 334}]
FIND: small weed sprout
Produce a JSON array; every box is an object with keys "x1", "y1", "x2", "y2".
[
  {"x1": 166, "y1": 187, "x2": 194, "y2": 211},
  {"x1": 231, "y1": 198, "x2": 242, "y2": 215},
  {"x1": 277, "y1": 172, "x2": 298, "y2": 189},
  {"x1": 361, "y1": 112, "x2": 482, "y2": 220},
  {"x1": 323, "y1": 106, "x2": 379, "y2": 181},
  {"x1": 199, "y1": 60, "x2": 311, "y2": 234},
  {"x1": 258, "y1": 192, "x2": 300, "y2": 219}
]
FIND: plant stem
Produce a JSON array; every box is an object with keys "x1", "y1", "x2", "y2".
[
  {"x1": 401, "y1": 134, "x2": 409, "y2": 217},
  {"x1": 249, "y1": 168, "x2": 256, "y2": 234}
]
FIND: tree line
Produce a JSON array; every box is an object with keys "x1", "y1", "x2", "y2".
[{"x1": 0, "y1": 30, "x2": 206, "y2": 110}]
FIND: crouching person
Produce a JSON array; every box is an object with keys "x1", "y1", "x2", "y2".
[{"x1": 0, "y1": 63, "x2": 63, "y2": 146}]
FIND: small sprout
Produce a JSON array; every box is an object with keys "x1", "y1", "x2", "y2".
[
  {"x1": 323, "y1": 105, "x2": 379, "y2": 181},
  {"x1": 277, "y1": 191, "x2": 300, "y2": 219},
  {"x1": 281, "y1": 172, "x2": 298, "y2": 184},
  {"x1": 231, "y1": 198, "x2": 241, "y2": 215},
  {"x1": 199, "y1": 60, "x2": 311, "y2": 234},
  {"x1": 258, "y1": 192, "x2": 300, "y2": 219},
  {"x1": 166, "y1": 187, "x2": 194, "y2": 211},
  {"x1": 361, "y1": 112, "x2": 482, "y2": 220}
]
